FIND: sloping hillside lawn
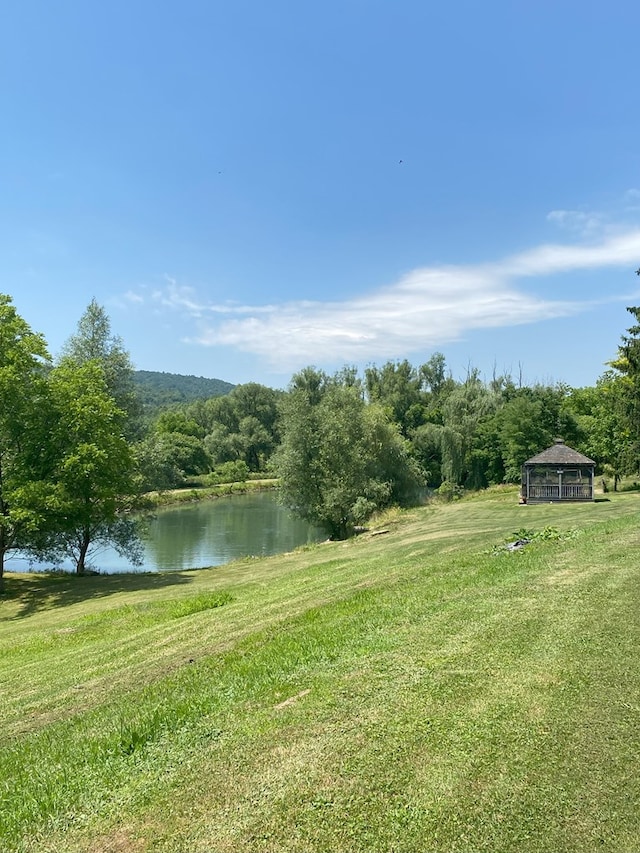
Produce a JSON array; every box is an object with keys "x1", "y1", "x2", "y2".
[{"x1": 1, "y1": 487, "x2": 639, "y2": 852}]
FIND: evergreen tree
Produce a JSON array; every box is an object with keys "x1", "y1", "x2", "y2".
[{"x1": 62, "y1": 298, "x2": 142, "y2": 438}]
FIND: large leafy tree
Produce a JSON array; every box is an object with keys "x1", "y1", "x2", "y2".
[
  {"x1": 62, "y1": 298, "x2": 142, "y2": 438},
  {"x1": 30, "y1": 360, "x2": 143, "y2": 574},
  {"x1": 0, "y1": 295, "x2": 51, "y2": 581},
  {"x1": 568, "y1": 374, "x2": 628, "y2": 489},
  {"x1": 276, "y1": 369, "x2": 423, "y2": 539},
  {"x1": 411, "y1": 422, "x2": 445, "y2": 487},
  {"x1": 438, "y1": 371, "x2": 499, "y2": 488},
  {"x1": 490, "y1": 385, "x2": 581, "y2": 483},
  {"x1": 608, "y1": 305, "x2": 640, "y2": 474},
  {"x1": 187, "y1": 382, "x2": 281, "y2": 473},
  {"x1": 136, "y1": 416, "x2": 211, "y2": 491},
  {"x1": 365, "y1": 359, "x2": 425, "y2": 436},
  {"x1": 139, "y1": 410, "x2": 211, "y2": 487}
]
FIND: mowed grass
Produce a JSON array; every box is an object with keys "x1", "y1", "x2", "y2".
[{"x1": 1, "y1": 487, "x2": 640, "y2": 852}]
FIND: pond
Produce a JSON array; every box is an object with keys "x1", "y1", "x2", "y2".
[{"x1": 5, "y1": 490, "x2": 324, "y2": 574}]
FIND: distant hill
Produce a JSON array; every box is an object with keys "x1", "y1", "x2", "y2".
[{"x1": 133, "y1": 370, "x2": 235, "y2": 410}]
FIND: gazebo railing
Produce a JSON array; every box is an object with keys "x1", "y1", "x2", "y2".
[
  {"x1": 561, "y1": 484, "x2": 592, "y2": 499},
  {"x1": 529, "y1": 484, "x2": 560, "y2": 499},
  {"x1": 528, "y1": 484, "x2": 592, "y2": 500}
]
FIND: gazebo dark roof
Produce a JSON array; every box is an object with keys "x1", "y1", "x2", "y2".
[{"x1": 524, "y1": 439, "x2": 595, "y2": 467}]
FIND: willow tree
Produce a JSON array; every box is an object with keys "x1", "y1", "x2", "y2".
[
  {"x1": 193, "y1": 382, "x2": 281, "y2": 473},
  {"x1": 439, "y1": 372, "x2": 499, "y2": 488},
  {"x1": 276, "y1": 369, "x2": 423, "y2": 539}
]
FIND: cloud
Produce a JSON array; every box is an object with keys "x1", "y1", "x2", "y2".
[
  {"x1": 151, "y1": 278, "x2": 206, "y2": 316},
  {"x1": 128, "y1": 229, "x2": 640, "y2": 370},
  {"x1": 546, "y1": 209, "x2": 604, "y2": 236},
  {"x1": 498, "y1": 230, "x2": 640, "y2": 277},
  {"x1": 191, "y1": 268, "x2": 575, "y2": 367}
]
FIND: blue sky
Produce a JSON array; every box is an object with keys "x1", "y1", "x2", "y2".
[{"x1": 3, "y1": 0, "x2": 640, "y2": 389}]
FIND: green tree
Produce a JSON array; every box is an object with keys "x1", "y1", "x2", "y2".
[
  {"x1": 569, "y1": 374, "x2": 629, "y2": 488},
  {"x1": 276, "y1": 370, "x2": 423, "y2": 539},
  {"x1": 155, "y1": 410, "x2": 206, "y2": 439},
  {"x1": 134, "y1": 434, "x2": 184, "y2": 492},
  {"x1": 365, "y1": 359, "x2": 424, "y2": 436},
  {"x1": 419, "y1": 352, "x2": 455, "y2": 424},
  {"x1": 494, "y1": 394, "x2": 553, "y2": 482},
  {"x1": 0, "y1": 295, "x2": 51, "y2": 581},
  {"x1": 420, "y1": 352, "x2": 448, "y2": 398},
  {"x1": 137, "y1": 407, "x2": 211, "y2": 487},
  {"x1": 195, "y1": 383, "x2": 281, "y2": 473},
  {"x1": 136, "y1": 430, "x2": 211, "y2": 490},
  {"x1": 62, "y1": 298, "x2": 142, "y2": 438},
  {"x1": 203, "y1": 423, "x2": 243, "y2": 468},
  {"x1": 411, "y1": 422, "x2": 445, "y2": 487},
  {"x1": 439, "y1": 371, "x2": 499, "y2": 488},
  {"x1": 30, "y1": 360, "x2": 143, "y2": 574},
  {"x1": 608, "y1": 306, "x2": 640, "y2": 473}
]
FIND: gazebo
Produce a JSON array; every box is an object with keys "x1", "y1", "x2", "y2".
[{"x1": 521, "y1": 439, "x2": 595, "y2": 503}]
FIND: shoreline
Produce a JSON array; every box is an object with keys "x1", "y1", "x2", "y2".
[{"x1": 144, "y1": 477, "x2": 279, "y2": 508}]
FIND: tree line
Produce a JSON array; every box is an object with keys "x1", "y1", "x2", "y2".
[{"x1": 3, "y1": 292, "x2": 640, "y2": 580}]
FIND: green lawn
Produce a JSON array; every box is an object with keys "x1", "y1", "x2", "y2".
[{"x1": 1, "y1": 487, "x2": 640, "y2": 852}]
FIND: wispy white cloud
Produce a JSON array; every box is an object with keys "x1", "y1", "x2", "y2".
[
  {"x1": 546, "y1": 208, "x2": 605, "y2": 237},
  {"x1": 189, "y1": 269, "x2": 574, "y2": 367},
  {"x1": 498, "y1": 230, "x2": 640, "y2": 277},
  {"x1": 127, "y1": 229, "x2": 640, "y2": 370},
  {"x1": 151, "y1": 278, "x2": 206, "y2": 316}
]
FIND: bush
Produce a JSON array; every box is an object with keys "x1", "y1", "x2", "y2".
[
  {"x1": 436, "y1": 482, "x2": 465, "y2": 502},
  {"x1": 208, "y1": 460, "x2": 250, "y2": 485}
]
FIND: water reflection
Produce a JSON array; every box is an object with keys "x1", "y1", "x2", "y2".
[{"x1": 6, "y1": 491, "x2": 323, "y2": 574}]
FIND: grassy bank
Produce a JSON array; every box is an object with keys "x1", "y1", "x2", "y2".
[
  {"x1": 145, "y1": 478, "x2": 278, "y2": 507},
  {"x1": 1, "y1": 487, "x2": 640, "y2": 852}
]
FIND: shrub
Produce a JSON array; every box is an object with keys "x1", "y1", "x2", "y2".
[
  {"x1": 208, "y1": 460, "x2": 250, "y2": 485},
  {"x1": 436, "y1": 482, "x2": 464, "y2": 502}
]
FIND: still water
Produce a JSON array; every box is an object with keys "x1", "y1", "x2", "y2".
[{"x1": 6, "y1": 490, "x2": 324, "y2": 574}]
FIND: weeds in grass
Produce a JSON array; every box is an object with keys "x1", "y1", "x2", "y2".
[
  {"x1": 368, "y1": 505, "x2": 406, "y2": 528},
  {"x1": 510, "y1": 525, "x2": 580, "y2": 542},
  {"x1": 490, "y1": 526, "x2": 582, "y2": 554}
]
